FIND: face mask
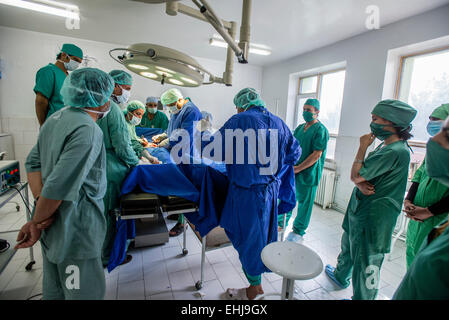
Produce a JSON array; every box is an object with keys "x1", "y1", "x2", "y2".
[
  {"x1": 85, "y1": 106, "x2": 111, "y2": 120},
  {"x1": 59, "y1": 58, "x2": 80, "y2": 71},
  {"x1": 147, "y1": 107, "x2": 158, "y2": 114},
  {"x1": 426, "y1": 139, "x2": 449, "y2": 187},
  {"x1": 427, "y1": 120, "x2": 443, "y2": 137},
  {"x1": 303, "y1": 111, "x2": 316, "y2": 123},
  {"x1": 130, "y1": 114, "x2": 141, "y2": 126},
  {"x1": 115, "y1": 86, "x2": 131, "y2": 104},
  {"x1": 168, "y1": 105, "x2": 179, "y2": 114},
  {"x1": 370, "y1": 122, "x2": 394, "y2": 141}
]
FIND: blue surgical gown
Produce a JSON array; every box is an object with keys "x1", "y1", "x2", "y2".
[{"x1": 210, "y1": 106, "x2": 301, "y2": 276}]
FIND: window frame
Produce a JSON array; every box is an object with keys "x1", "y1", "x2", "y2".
[{"x1": 296, "y1": 68, "x2": 346, "y2": 161}]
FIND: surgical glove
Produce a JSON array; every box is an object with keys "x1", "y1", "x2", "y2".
[
  {"x1": 141, "y1": 150, "x2": 161, "y2": 164},
  {"x1": 152, "y1": 133, "x2": 168, "y2": 143},
  {"x1": 139, "y1": 157, "x2": 150, "y2": 165},
  {"x1": 158, "y1": 138, "x2": 170, "y2": 149}
]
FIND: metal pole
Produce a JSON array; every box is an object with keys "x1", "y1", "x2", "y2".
[
  {"x1": 239, "y1": 0, "x2": 252, "y2": 63},
  {"x1": 223, "y1": 21, "x2": 237, "y2": 86}
]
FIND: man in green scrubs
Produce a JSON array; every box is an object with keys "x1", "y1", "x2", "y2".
[
  {"x1": 139, "y1": 96, "x2": 169, "y2": 130},
  {"x1": 97, "y1": 79, "x2": 141, "y2": 266},
  {"x1": 394, "y1": 116, "x2": 449, "y2": 300},
  {"x1": 109, "y1": 69, "x2": 132, "y2": 107},
  {"x1": 403, "y1": 104, "x2": 449, "y2": 268},
  {"x1": 283, "y1": 99, "x2": 329, "y2": 242},
  {"x1": 34, "y1": 43, "x2": 83, "y2": 126},
  {"x1": 325, "y1": 100, "x2": 417, "y2": 300},
  {"x1": 15, "y1": 68, "x2": 114, "y2": 300}
]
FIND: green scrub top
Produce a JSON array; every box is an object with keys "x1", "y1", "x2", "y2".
[
  {"x1": 33, "y1": 64, "x2": 67, "y2": 119},
  {"x1": 394, "y1": 223, "x2": 449, "y2": 300},
  {"x1": 293, "y1": 121, "x2": 329, "y2": 186},
  {"x1": 139, "y1": 110, "x2": 169, "y2": 131},
  {"x1": 346, "y1": 140, "x2": 411, "y2": 253},
  {"x1": 124, "y1": 112, "x2": 144, "y2": 158},
  {"x1": 97, "y1": 101, "x2": 139, "y2": 211},
  {"x1": 25, "y1": 107, "x2": 107, "y2": 264}
]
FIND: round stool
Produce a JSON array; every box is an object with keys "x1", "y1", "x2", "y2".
[{"x1": 258, "y1": 241, "x2": 323, "y2": 300}]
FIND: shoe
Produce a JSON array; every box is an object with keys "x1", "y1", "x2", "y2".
[
  {"x1": 225, "y1": 288, "x2": 248, "y2": 300},
  {"x1": 169, "y1": 222, "x2": 185, "y2": 237},
  {"x1": 285, "y1": 232, "x2": 303, "y2": 243},
  {"x1": 0, "y1": 239, "x2": 10, "y2": 253},
  {"x1": 119, "y1": 254, "x2": 133, "y2": 266},
  {"x1": 325, "y1": 264, "x2": 348, "y2": 289}
]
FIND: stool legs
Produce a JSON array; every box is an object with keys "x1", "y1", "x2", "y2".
[{"x1": 281, "y1": 278, "x2": 295, "y2": 300}]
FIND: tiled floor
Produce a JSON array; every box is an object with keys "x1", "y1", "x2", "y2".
[{"x1": 0, "y1": 193, "x2": 408, "y2": 300}]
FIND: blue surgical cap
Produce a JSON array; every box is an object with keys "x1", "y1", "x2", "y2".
[
  {"x1": 61, "y1": 68, "x2": 114, "y2": 108},
  {"x1": 109, "y1": 70, "x2": 133, "y2": 86},
  {"x1": 234, "y1": 88, "x2": 266, "y2": 110},
  {"x1": 305, "y1": 99, "x2": 320, "y2": 110},
  {"x1": 146, "y1": 96, "x2": 159, "y2": 104}
]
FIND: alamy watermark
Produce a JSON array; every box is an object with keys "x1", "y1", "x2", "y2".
[{"x1": 366, "y1": 5, "x2": 380, "y2": 30}]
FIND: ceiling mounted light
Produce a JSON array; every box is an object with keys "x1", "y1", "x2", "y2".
[
  {"x1": 0, "y1": 0, "x2": 80, "y2": 20},
  {"x1": 209, "y1": 37, "x2": 271, "y2": 56},
  {"x1": 128, "y1": 64, "x2": 150, "y2": 70},
  {"x1": 110, "y1": 43, "x2": 211, "y2": 87}
]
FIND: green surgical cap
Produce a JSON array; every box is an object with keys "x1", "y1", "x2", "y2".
[
  {"x1": 109, "y1": 70, "x2": 133, "y2": 86},
  {"x1": 61, "y1": 68, "x2": 114, "y2": 108},
  {"x1": 61, "y1": 43, "x2": 83, "y2": 59},
  {"x1": 233, "y1": 88, "x2": 266, "y2": 110},
  {"x1": 305, "y1": 98, "x2": 320, "y2": 110},
  {"x1": 126, "y1": 100, "x2": 145, "y2": 113},
  {"x1": 161, "y1": 88, "x2": 183, "y2": 106},
  {"x1": 372, "y1": 99, "x2": 417, "y2": 128},
  {"x1": 431, "y1": 103, "x2": 449, "y2": 120}
]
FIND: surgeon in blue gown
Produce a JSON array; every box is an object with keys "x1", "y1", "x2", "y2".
[
  {"x1": 152, "y1": 88, "x2": 203, "y2": 236},
  {"x1": 205, "y1": 88, "x2": 301, "y2": 300}
]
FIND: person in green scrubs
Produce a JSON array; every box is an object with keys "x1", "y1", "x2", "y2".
[
  {"x1": 124, "y1": 100, "x2": 160, "y2": 164},
  {"x1": 403, "y1": 104, "x2": 449, "y2": 268},
  {"x1": 283, "y1": 99, "x2": 329, "y2": 242},
  {"x1": 394, "y1": 116, "x2": 449, "y2": 300},
  {"x1": 139, "y1": 96, "x2": 169, "y2": 131},
  {"x1": 15, "y1": 68, "x2": 114, "y2": 300},
  {"x1": 96, "y1": 101, "x2": 141, "y2": 266},
  {"x1": 109, "y1": 70, "x2": 133, "y2": 107},
  {"x1": 325, "y1": 100, "x2": 417, "y2": 300},
  {"x1": 34, "y1": 43, "x2": 83, "y2": 126}
]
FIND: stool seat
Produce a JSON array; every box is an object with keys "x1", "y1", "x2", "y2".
[{"x1": 261, "y1": 241, "x2": 323, "y2": 280}]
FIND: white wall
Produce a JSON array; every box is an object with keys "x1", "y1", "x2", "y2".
[
  {"x1": 261, "y1": 5, "x2": 449, "y2": 212},
  {"x1": 0, "y1": 26, "x2": 262, "y2": 175}
]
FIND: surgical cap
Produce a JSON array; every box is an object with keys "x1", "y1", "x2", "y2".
[
  {"x1": 126, "y1": 100, "x2": 146, "y2": 113},
  {"x1": 431, "y1": 103, "x2": 449, "y2": 120},
  {"x1": 305, "y1": 98, "x2": 320, "y2": 110},
  {"x1": 109, "y1": 70, "x2": 133, "y2": 86},
  {"x1": 372, "y1": 99, "x2": 417, "y2": 128},
  {"x1": 161, "y1": 88, "x2": 183, "y2": 106},
  {"x1": 61, "y1": 68, "x2": 114, "y2": 108},
  {"x1": 146, "y1": 96, "x2": 159, "y2": 104},
  {"x1": 61, "y1": 43, "x2": 83, "y2": 59},
  {"x1": 201, "y1": 111, "x2": 213, "y2": 122},
  {"x1": 233, "y1": 88, "x2": 266, "y2": 110}
]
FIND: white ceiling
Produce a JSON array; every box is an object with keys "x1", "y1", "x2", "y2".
[{"x1": 1, "y1": 0, "x2": 449, "y2": 66}]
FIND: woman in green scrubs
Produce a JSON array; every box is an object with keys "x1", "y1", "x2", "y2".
[
  {"x1": 282, "y1": 99, "x2": 329, "y2": 242},
  {"x1": 139, "y1": 96, "x2": 169, "y2": 131},
  {"x1": 325, "y1": 100, "x2": 417, "y2": 300},
  {"x1": 16, "y1": 68, "x2": 114, "y2": 300},
  {"x1": 394, "y1": 116, "x2": 449, "y2": 300},
  {"x1": 403, "y1": 104, "x2": 449, "y2": 268}
]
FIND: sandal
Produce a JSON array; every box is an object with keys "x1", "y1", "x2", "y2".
[
  {"x1": 226, "y1": 288, "x2": 248, "y2": 300},
  {"x1": 120, "y1": 254, "x2": 133, "y2": 266},
  {"x1": 169, "y1": 222, "x2": 185, "y2": 237},
  {"x1": 0, "y1": 239, "x2": 10, "y2": 253}
]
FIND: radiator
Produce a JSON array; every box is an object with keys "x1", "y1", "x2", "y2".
[{"x1": 314, "y1": 169, "x2": 336, "y2": 209}]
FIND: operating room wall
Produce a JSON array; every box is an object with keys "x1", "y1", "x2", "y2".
[
  {"x1": 261, "y1": 5, "x2": 449, "y2": 212},
  {"x1": 0, "y1": 25, "x2": 262, "y2": 176}
]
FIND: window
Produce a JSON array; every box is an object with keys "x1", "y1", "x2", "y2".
[
  {"x1": 296, "y1": 69, "x2": 346, "y2": 160},
  {"x1": 396, "y1": 47, "x2": 449, "y2": 177}
]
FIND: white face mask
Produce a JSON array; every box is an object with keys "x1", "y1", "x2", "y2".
[
  {"x1": 130, "y1": 114, "x2": 141, "y2": 126},
  {"x1": 59, "y1": 58, "x2": 80, "y2": 71},
  {"x1": 116, "y1": 86, "x2": 131, "y2": 104},
  {"x1": 168, "y1": 105, "x2": 180, "y2": 114},
  {"x1": 147, "y1": 107, "x2": 158, "y2": 114},
  {"x1": 85, "y1": 106, "x2": 111, "y2": 120}
]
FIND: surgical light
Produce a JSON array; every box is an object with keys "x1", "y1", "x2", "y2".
[
  {"x1": 0, "y1": 0, "x2": 80, "y2": 20},
  {"x1": 128, "y1": 64, "x2": 150, "y2": 70},
  {"x1": 140, "y1": 72, "x2": 158, "y2": 79},
  {"x1": 169, "y1": 79, "x2": 184, "y2": 86}
]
